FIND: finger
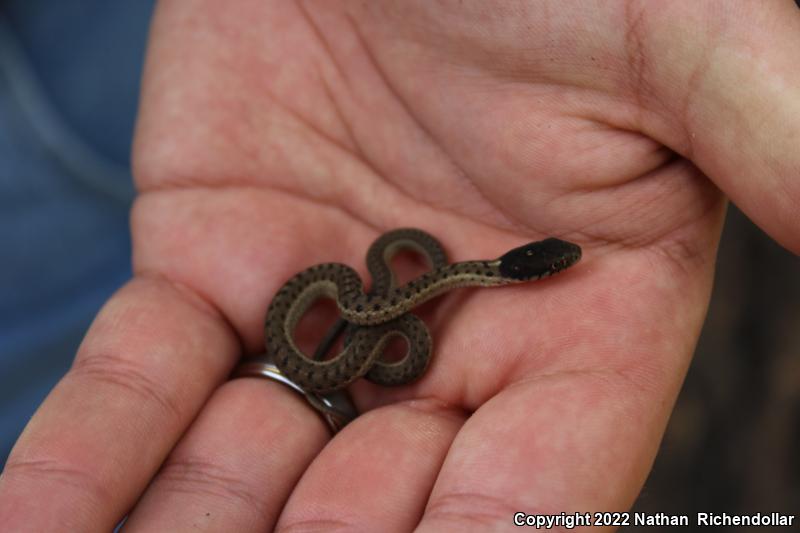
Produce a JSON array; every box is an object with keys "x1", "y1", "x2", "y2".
[
  {"x1": 276, "y1": 401, "x2": 465, "y2": 532},
  {"x1": 0, "y1": 277, "x2": 239, "y2": 531},
  {"x1": 418, "y1": 375, "x2": 655, "y2": 532},
  {"x1": 123, "y1": 378, "x2": 329, "y2": 532},
  {"x1": 633, "y1": 1, "x2": 800, "y2": 252}
]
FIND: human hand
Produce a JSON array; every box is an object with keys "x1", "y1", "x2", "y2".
[{"x1": 2, "y1": 1, "x2": 798, "y2": 531}]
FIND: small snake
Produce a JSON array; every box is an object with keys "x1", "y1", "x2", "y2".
[{"x1": 266, "y1": 228, "x2": 581, "y2": 393}]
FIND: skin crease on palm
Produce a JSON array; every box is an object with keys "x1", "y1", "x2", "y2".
[{"x1": 1, "y1": 1, "x2": 799, "y2": 531}]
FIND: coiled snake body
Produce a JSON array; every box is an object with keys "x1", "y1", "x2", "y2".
[{"x1": 266, "y1": 228, "x2": 581, "y2": 393}]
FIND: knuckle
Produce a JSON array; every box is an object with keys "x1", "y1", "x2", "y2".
[
  {"x1": 70, "y1": 352, "x2": 183, "y2": 424},
  {"x1": 2, "y1": 455, "x2": 110, "y2": 504},
  {"x1": 423, "y1": 490, "x2": 520, "y2": 529},
  {"x1": 153, "y1": 456, "x2": 268, "y2": 521},
  {"x1": 275, "y1": 517, "x2": 354, "y2": 533}
]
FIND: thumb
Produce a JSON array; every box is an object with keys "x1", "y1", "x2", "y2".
[{"x1": 640, "y1": 1, "x2": 800, "y2": 252}]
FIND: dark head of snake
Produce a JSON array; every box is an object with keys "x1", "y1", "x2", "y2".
[{"x1": 496, "y1": 238, "x2": 582, "y2": 281}]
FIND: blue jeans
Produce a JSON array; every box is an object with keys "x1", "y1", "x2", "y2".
[{"x1": 0, "y1": 0, "x2": 154, "y2": 462}]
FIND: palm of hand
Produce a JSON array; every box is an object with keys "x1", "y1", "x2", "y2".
[{"x1": 129, "y1": 1, "x2": 722, "y2": 523}]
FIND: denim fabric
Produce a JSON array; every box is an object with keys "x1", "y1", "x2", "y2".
[{"x1": 0, "y1": 0, "x2": 154, "y2": 462}]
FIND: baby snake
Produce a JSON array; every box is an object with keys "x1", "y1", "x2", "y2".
[{"x1": 266, "y1": 228, "x2": 581, "y2": 393}]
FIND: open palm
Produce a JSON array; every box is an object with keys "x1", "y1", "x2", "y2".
[{"x1": 2, "y1": 2, "x2": 799, "y2": 531}]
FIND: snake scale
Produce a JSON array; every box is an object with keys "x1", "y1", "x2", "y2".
[{"x1": 266, "y1": 228, "x2": 581, "y2": 393}]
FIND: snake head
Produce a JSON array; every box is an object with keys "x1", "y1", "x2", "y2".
[{"x1": 497, "y1": 238, "x2": 582, "y2": 281}]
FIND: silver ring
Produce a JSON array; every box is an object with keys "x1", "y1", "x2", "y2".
[{"x1": 231, "y1": 353, "x2": 358, "y2": 433}]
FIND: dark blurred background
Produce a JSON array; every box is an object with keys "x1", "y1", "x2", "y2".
[{"x1": 1, "y1": 2, "x2": 798, "y2": 530}]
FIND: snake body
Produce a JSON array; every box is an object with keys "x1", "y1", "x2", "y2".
[{"x1": 266, "y1": 228, "x2": 581, "y2": 393}]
